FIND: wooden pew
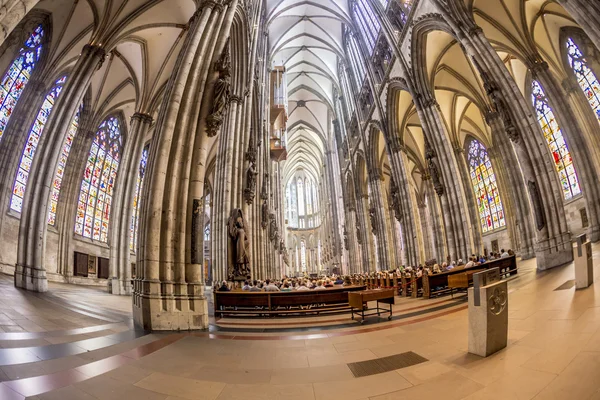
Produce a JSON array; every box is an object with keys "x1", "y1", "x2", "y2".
[{"x1": 422, "y1": 256, "x2": 518, "y2": 298}]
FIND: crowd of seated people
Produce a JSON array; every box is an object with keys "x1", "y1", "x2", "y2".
[
  {"x1": 215, "y1": 275, "x2": 354, "y2": 292},
  {"x1": 214, "y1": 249, "x2": 515, "y2": 293}
]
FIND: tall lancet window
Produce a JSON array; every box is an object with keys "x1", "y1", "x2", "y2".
[
  {"x1": 75, "y1": 116, "x2": 122, "y2": 242},
  {"x1": 48, "y1": 107, "x2": 80, "y2": 225},
  {"x1": 130, "y1": 144, "x2": 150, "y2": 252},
  {"x1": 352, "y1": 0, "x2": 381, "y2": 55},
  {"x1": 11, "y1": 76, "x2": 66, "y2": 212},
  {"x1": 301, "y1": 240, "x2": 306, "y2": 271},
  {"x1": 306, "y1": 179, "x2": 312, "y2": 215},
  {"x1": 346, "y1": 31, "x2": 367, "y2": 90},
  {"x1": 467, "y1": 139, "x2": 506, "y2": 233},
  {"x1": 290, "y1": 181, "x2": 297, "y2": 227},
  {"x1": 297, "y1": 178, "x2": 305, "y2": 216},
  {"x1": 0, "y1": 24, "x2": 44, "y2": 143},
  {"x1": 566, "y1": 38, "x2": 600, "y2": 122},
  {"x1": 532, "y1": 80, "x2": 581, "y2": 200}
]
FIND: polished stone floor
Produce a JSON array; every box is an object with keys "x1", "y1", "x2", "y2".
[{"x1": 1, "y1": 246, "x2": 600, "y2": 399}]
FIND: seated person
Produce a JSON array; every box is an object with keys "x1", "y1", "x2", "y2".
[
  {"x1": 264, "y1": 279, "x2": 280, "y2": 292},
  {"x1": 334, "y1": 276, "x2": 344, "y2": 285},
  {"x1": 500, "y1": 249, "x2": 510, "y2": 258},
  {"x1": 432, "y1": 264, "x2": 441, "y2": 274},
  {"x1": 343, "y1": 276, "x2": 353, "y2": 286},
  {"x1": 465, "y1": 257, "x2": 476, "y2": 268},
  {"x1": 281, "y1": 283, "x2": 292, "y2": 292},
  {"x1": 241, "y1": 281, "x2": 251, "y2": 291},
  {"x1": 314, "y1": 280, "x2": 327, "y2": 290},
  {"x1": 217, "y1": 281, "x2": 230, "y2": 292},
  {"x1": 324, "y1": 279, "x2": 334, "y2": 288},
  {"x1": 249, "y1": 280, "x2": 262, "y2": 291},
  {"x1": 508, "y1": 249, "x2": 515, "y2": 256},
  {"x1": 296, "y1": 280, "x2": 309, "y2": 291}
]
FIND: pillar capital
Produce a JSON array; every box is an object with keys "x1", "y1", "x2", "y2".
[
  {"x1": 131, "y1": 112, "x2": 154, "y2": 125},
  {"x1": 81, "y1": 44, "x2": 107, "y2": 69}
]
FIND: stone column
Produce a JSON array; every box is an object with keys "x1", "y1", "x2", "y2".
[
  {"x1": 0, "y1": 0, "x2": 40, "y2": 48},
  {"x1": 109, "y1": 112, "x2": 153, "y2": 295},
  {"x1": 15, "y1": 44, "x2": 105, "y2": 292},
  {"x1": 453, "y1": 146, "x2": 483, "y2": 255},
  {"x1": 367, "y1": 168, "x2": 393, "y2": 270},
  {"x1": 423, "y1": 179, "x2": 447, "y2": 263},
  {"x1": 487, "y1": 112, "x2": 535, "y2": 258},
  {"x1": 416, "y1": 99, "x2": 474, "y2": 262},
  {"x1": 556, "y1": 0, "x2": 600, "y2": 51},
  {"x1": 134, "y1": 1, "x2": 231, "y2": 331}
]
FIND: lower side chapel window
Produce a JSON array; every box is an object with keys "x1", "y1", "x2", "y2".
[
  {"x1": 466, "y1": 139, "x2": 505, "y2": 233},
  {"x1": 75, "y1": 116, "x2": 122, "y2": 242}
]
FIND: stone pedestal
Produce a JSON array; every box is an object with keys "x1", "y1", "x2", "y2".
[
  {"x1": 574, "y1": 241, "x2": 593, "y2": 289},
  {"x1": 14, "y1": 264, "x2": 48, "y2": 292},
  {"x1": 468, "y1": 280, "x2": 508, "y2": 357}
]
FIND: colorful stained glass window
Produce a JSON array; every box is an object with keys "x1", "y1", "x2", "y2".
[
  {"x1": 11, "y1": 76, "x2": 66, "y2": 213},
  {"x1": 48, "y1": 107, "x2": 80, "y2": 225},
  {"x1": 130, "y1": 144, "x2": 150, "y2": 252},
  {"x1": 0, "y1": 25, "x2": 44, "y2": 143},
  {"x1": 75, "y1": 116, "x2": 122, "y2": 242},
  {"x1": 531, "y1": 80, "x2": 581, "y2": 200},
  {"x1": 467, "y1": 139, "x2": 506, "y2": 233},
  {"x1": 566, "y1": 38, "x2": 600, "y2": 123}
]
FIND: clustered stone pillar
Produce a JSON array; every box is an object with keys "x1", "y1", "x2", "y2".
[
  {"x1": 134, "y1": 1, "x2": 234, "y2": 330},
  {"x1": 110, "y1": 112, "x2": 153, "y2": 295},
  {"x1": 15, "y1": 43, "x2": 106, "y2": 292},
  {"x1": 367, "y1": 167, "x2": 394, "y2": 270},
  {"x1": 556, "y1": 0, "x2": 600, "y2": 51}
]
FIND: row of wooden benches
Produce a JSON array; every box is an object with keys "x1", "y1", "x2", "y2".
[{"x1": 348, "y1": 256, "x2": 517, "y2": 299}]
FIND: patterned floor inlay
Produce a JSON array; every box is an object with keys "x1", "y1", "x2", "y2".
[
  {"x1": 554, "y1": 279, "x2": 576, "y2": 291},
  {"x1": 347, "y1": 351, "x2": 428, "y2": 378}
]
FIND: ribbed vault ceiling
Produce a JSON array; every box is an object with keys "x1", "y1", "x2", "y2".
[{"x1": 267, "y1": 0, "x2": 349, "y2": 186}]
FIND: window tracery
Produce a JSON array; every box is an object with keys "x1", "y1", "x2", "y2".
[
  {"x1": 566, "y1": 37, "x2": 600, "y2": 122},
  {"x1": 48, "y1": 107, "x2": 80, "y2": 225},
  {"x1": 130, "y1": 144, "x2": 149, "y2": 252},
  {"x1": 466, "y1": 139, "x2": 506, "y2": 233},
  {"x1": 0, "y1": 25, "x2": 44, "y2": 143},
  {"x1": 11, "y1": 75, "x2": 66, "y2": 213},
  {"x1": 75, "y1": 116, "x2": 122, "y2": 243},
  {"x1": 531, "y1": 80, "x2": 581, "y2": 200}
]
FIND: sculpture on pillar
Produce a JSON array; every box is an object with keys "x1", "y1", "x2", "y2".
[
  {"x1": 390, "y1": 177, "x2": 403, "y2": 222},
  {"x1": 245, "y1": 129, "x2": 257, "y2": 163},
  {"x1": 425, "y1": 140, "x2": 444, "y2": 197},
  {"x1": 369, "y1": 205, "x2": 378, "y2": 235},
  {"x1": 261, "y1": 200, "x2": 269, "y2": 229},
  {"x1": 207, "y1": 38, "x2": 231, "y2": 137},
  {"x1": 227, "y1": 209, "x2": 250, "y2": 281},
  {"x1": 356, "y1": 225, "x2": 363, "y2": 245},
  {"x1": 268, "y1": 213, "x2": 277, "y2": 242},
  {"x1": 343, "y1": 225, "x2": 349, "y2": 250},
  {"x1": 244, "y1": 161, "x2": 258, "y2": 204}
]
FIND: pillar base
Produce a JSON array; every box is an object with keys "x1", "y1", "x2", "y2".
[
  {"x1": 534, "y1": 233, "x2": 574, "y2": 271},
  {"x1": 587, "y1": 225, "x2": 600, "y2": 243},
  {"x1": 14, "y1": 264, "x2": 48, "y2": 292},
  {"x1": 133, "y1": 279, "x2": 208, "y2": 331},
  {"x1": 109, "y1": 278, "x2": 132, "y2": 296}
]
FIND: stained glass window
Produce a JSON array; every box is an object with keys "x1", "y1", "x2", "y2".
[
  {"x1": 0, "y1": 25, "x2": 44, "y2": 143},
  {"x1": 352, "y1": 0, "x2": 381, "y2": 55},
  {"x1": 130, "y1": 144, "x2": 150, "y2": 252},
  {"x1": 346, "y1": 30, "x2": 367, "y2": 90},
  {"x1": 467, "y1": 139, "x2": 506, "y2": 233},
  {"x1": 306, "y1": 179, "x2": 312, "y2": 215},
  {"x1": 297, "y1": 178, "x2": 305, "y2": 216},
  {"x1": 340, "y1": 65, "x2": 355, "y2": 116},
  {"x1": 531, "y1": 80, "x2": 581, "y2": 200},
  {"x1": 566, "y1": 38, "x2": 600, "y2": 123},
  {"x1": 290, "y1": 181, "x2": 297, "y2": 227},
  {"x1": 11, "y1": 76, "x2": 66, "y2": 213},
  {"x1": 48, "y1": 107, "x2": 80, "y2": 225},
  {"x1": 75, "y1": 116, "x2": 122, "y2": 242}
]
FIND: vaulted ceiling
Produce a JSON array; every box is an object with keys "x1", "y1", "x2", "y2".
[{"x1": 267, "y1": 0, "x2": 349, "y2": 186}]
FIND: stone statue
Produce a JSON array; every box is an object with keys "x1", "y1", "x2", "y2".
[
  {"x1": 268, "y1": 213, "x2": 277, "y2": 242},
  {"x1": 261, "y1": 200, "x2": 269, "y2": 229},
  {"x1": 227, "y1": 208, "x2": 250, "y2": 281},
  {"x1": 369, "y1": 205, "x2": 378, "y2": 236},
  {"x1": 343, "y1": 225, "x2": 349, "y2": 250},
  {"x1": 207, "y1": 38, "x2": 232, "y2": 137},
  {"x1": 356, "y1": 225, "x2": 363, "y2": 245},
  {"x1": 244, "y1": 162, "x2": 258, "y2": 204},
  {"x1": 390, "y1": 177, "x2": 403, "y2": 222}
]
